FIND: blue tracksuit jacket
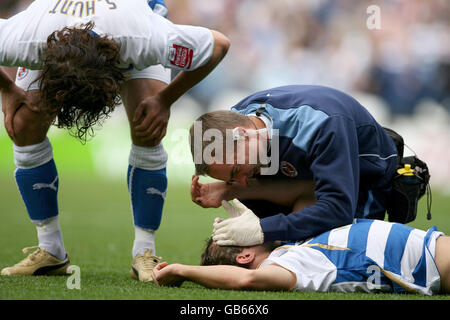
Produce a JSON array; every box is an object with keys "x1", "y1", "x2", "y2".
[{"x1": 231, "y1": 85, "x2": 398, "y2": 241}]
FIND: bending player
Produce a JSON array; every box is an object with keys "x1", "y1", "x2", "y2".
[
  {"x1": 0, "y1": 0, "x2": 230, "y2": 281},
  {"x1": 152, "y1": 200, "x2": 450, "y2": 295}
]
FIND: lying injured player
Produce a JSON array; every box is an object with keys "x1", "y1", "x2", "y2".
[{"x1": 152, "y1": 201, "x2": 450, "y2": 295}]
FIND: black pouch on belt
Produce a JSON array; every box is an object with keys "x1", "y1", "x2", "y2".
[{"x1": 383, "y1": 127, "x2": 432, "y2": 224}]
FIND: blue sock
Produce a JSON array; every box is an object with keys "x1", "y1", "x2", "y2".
[
  {"x1": 15, "y1": 159, "x2": 59, "y2": 221},
  {"x1": 127, "y1": 165, "x2": 167, "y2": 230}
]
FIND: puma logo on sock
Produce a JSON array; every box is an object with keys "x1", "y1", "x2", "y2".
[
  {"x1": 33, "y1": 176, "x2": 58, "y2": 192},
  {"x1": 146, "y1": 187, "x2": 166, "y2": 200}
]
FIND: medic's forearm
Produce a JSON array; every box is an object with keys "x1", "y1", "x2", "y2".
[
  {"x1": 227, "y1": 178, "x2": 315, "y2": 208},
  {"x1": 260, "y1": 196, "x2": 355, "y2": 241}
]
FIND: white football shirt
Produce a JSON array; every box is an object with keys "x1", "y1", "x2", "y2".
[
  {"x1": 259, "y1": 219, "x2": 443, "y2": 295},
  {"x1": 0, "y1": 0, "x2": 214, "y2": 71}
]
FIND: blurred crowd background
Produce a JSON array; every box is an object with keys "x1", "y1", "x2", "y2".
[
  {"x1": 166, "y1": 0, "x2": 450, "y2": 117},
  {"x1": 1, "y1": 0, "x2": 449, "y2": 191},
  {"x1": 2, "y1": 0, "x2": 448, "y2": 115}
]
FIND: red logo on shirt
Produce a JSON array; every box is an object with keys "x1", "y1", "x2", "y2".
[
  {"x1": 169, "y1": 44, "x2": 193, "y2": 69},
  {"x1": 17, "y1": 67, "x2": 29, "y2": 80},
  {"x1": 280, "y1": 161, "x2": 298, "y2": 178}
]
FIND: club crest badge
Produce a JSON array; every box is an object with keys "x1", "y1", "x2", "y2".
[
  {"x1": 17, "y1": 67, "x2": 29, "y2": 80},
  {"x1": 280, "y1": 161, "x2": 298, "y2": 177},
  {"x1": 169, "y1": 44, "x2": 193, "y2": 70}
]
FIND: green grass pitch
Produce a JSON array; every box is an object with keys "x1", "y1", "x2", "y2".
[{"x1": 0, "y1": 129, "x2": 449, "y2": 301}]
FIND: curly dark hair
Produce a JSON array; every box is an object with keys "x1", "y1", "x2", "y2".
[{"x1": 35, "y1": 22, "x2": 125, "y2": 142}]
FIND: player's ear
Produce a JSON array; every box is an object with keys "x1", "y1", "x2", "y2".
[{"x1": 235, "y1": 249, "x2": 255, "y2": 266}]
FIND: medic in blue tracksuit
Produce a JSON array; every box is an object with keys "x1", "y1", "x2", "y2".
[{"x1": 231, "y1": 85, "x2": 398, "y2": 241}]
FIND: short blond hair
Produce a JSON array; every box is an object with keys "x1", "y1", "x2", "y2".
[{"x1": 189, "y1": 110, "x2": 252, "y2": 176}]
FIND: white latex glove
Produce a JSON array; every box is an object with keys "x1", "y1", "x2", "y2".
[
  {"x1": 220, "y1": 200, "x2": 241, "y2": 217},
  {"x1": 212, "y1": 199, "x2": 264, "y2": 246},
  {"x1": 213, "y1": 200, "x2": 240, "y2": 225}
]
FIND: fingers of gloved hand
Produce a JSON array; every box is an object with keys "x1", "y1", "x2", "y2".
[
  {"x1": 214, "y1": 217, "x2": 224, "y2": 224},
  {"x1": 221, "y1": 200, "x2": 240, "y2": 217},
  {"x1": 215, "y1": 239, "x2": 236, "y2": 246},
  {"x1": 213, "y1": 217, "x2": 234, "y2": 232},
  {"x1": 212, "y1": 232, "x2": 235, "y2": 245},
  {"x1": 231, "y1": 198, "x2": 250, "y2": 214}
]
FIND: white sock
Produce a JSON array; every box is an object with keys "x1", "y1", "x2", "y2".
[
  {"x1": 132, "y1": 226, "x2": 155, "y2": 258},
  {"x1": 33, "y1": 216, "x2": 66, "y2": 260}
]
